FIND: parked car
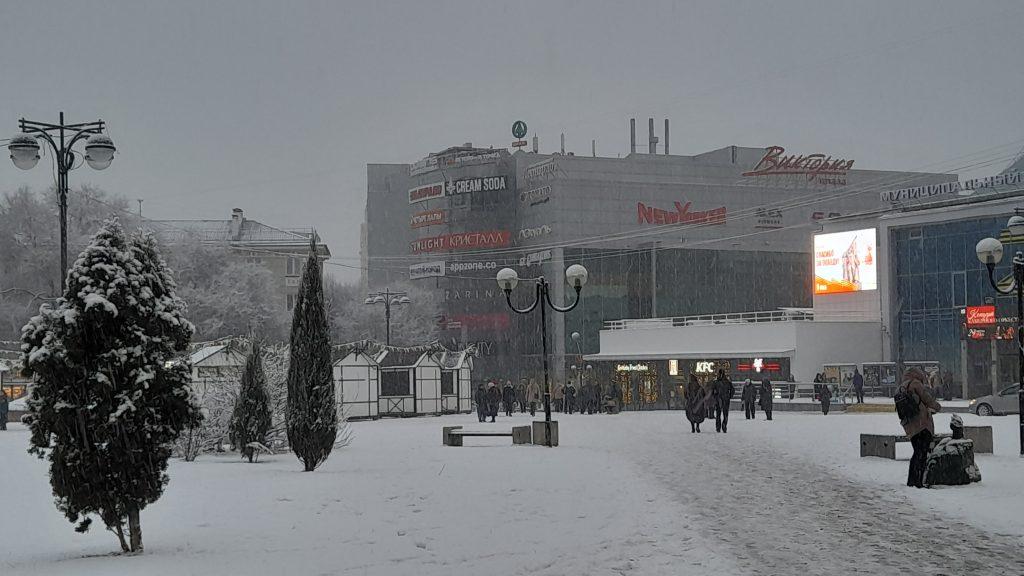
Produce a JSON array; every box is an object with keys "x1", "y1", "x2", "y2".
[{"x1": 969, "y1": 384, "x2": 1021, "y2": 416}]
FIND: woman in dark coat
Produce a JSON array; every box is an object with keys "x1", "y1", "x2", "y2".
[
  {"x1": 502, "y1": 380, "x2": 515, "y2": 417},
  {"x1": 486, "y1": 382, "x2": 501, "y2": 422},
  {"x1": 759, "y1": 378, "x2": 774, "y2": 421},
  {"x1": 474, "y1": 384, "x2": 488, "y2": 422},
  {"x1": 685, "y1": 374, "x2": 707, "y2": 433},
  {"x1": 819, "y1": 381, "x2": 832, "y2": 415}
]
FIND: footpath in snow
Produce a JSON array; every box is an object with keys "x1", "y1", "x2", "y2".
[{"x1": 1, "y1": 409, "x2": 1022, "y2": 575}]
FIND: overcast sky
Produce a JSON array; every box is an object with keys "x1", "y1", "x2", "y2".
[{"x1": 2, "y1": 0, "x2": 1022, "y2": 282}]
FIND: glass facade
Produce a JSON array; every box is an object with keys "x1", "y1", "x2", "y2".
[{"x1": 891, "y1": 215, "x2": 1017, "y2": 398}]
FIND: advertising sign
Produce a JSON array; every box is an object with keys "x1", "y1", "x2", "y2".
[
  {"x1": 881, "y1": 171, "x2": 1023, "y2": 203},
  {"x1": 409, "y1": 261, "x2": 445, "y2": 279},
  {"x1": 519, "y1": 249, "x2": 552, "y2": 267},
  {"x1": 409, "y1": 182, "x2": 445, "y2": 204},
  {"x1": 637, "y1": 201, "x2": 727, "y2": 226},
  {"x1": 445, "y1": 175, "x2": 508, "y2": 196},
  {"x1": 518, "y1": 224, "x2": 552, "y2": 240},
  {"x1": 410, "y1": 209, "x2": 445, "y2": 229},
  {"x1": 966, "y1": 305, "x2": 996, "y2": 326},
  {"x1": 410, "y1": 230, "x2": 511, "y2": 254},
  {"x1": 520, "y1": 185, "x2": 551, "y2": 206},
  {"x1": 439, "y1": 313, "x2": 510, "y2": 331},
  {"x1": 743, "y1": 145, "x2": 854, "y2": 185},
  {"x1": 525, "y1": 159, "x2": 557, "y2": 181},
  {"x1": 813, "y1": 228, "x2": 877, "y2": 295},
  {"x1": 447, "y1": 261, "x2": 499, "y2": 273}
]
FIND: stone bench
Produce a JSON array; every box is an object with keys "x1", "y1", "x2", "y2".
[
  {"x1": 860, "y1": 425, "x2": 993, "y2": 459},
  {"x1": 443, "y1": 425, "x2": 532, "y2": 446}
]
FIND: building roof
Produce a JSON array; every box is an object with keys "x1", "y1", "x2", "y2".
[
  {"x1": 376, "y1": 349, "x2": 429, "y2": 369},
  {"x1": 189, "y1": 345, "x2": 227, "y2": 365},
  {"x1": 150, "y1": 208, "x2": 331, "y2": 257}
]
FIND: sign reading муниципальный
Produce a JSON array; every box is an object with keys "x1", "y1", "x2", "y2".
[{"x1": 881, "y1": 171, "x2": 1023, "y2": 203}]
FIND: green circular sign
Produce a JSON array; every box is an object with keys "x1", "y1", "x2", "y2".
[{"x1": 512, "y1": 120, "x2": 527, "y2": 139}]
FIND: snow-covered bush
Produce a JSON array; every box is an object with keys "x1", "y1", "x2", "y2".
[{"x1": 20, "y1": 220, "x2": 200, "y2": 553}]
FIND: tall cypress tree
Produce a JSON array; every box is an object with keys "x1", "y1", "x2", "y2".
[
  {"x1": 285, "y1": 238, "x2": 336, "y2": 471},
  {"x1": 230, "y1": 339, "x2": 272, "y2": 463},
  {"x1": 21, "y1": 221, "x2": 199, "y2": 553}
]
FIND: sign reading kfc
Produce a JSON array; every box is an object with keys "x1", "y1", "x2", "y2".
[
  {"x1": 743, "y1": 146, "x2": 854, "y2": 184},
  {"x1": 966, "y1": 305, "x2": 996, "y2": 326}
]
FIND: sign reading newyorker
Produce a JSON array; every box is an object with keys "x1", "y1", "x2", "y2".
[{"x1": 409, "y1": 261, "x2": 445, "y2": 279}]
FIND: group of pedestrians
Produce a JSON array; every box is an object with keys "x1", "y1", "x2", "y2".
[
  {"x1": 475, "y1": 379, "x2": 541, "y2": 422},
  {"x1": 685, "y1": 370, "x2": 772, "y2": 434},
  {"x1": 552, "y1": 380, "x2": 609, "y2": 414}
]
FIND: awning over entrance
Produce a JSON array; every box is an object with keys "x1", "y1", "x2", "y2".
[{"x1": 584, "y1": 349, "x2": 795, "y2": 362}]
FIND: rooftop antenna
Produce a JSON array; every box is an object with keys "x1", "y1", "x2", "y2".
[
  {"x1": 560, "y1": 132, "x2": 565, "y2": 155},
  {"x1": 630, "y1": 118, "x2": 636, "y2": 155},
  {"x1": 664, "y1": 119, "x2": 670, "y2": 155}
]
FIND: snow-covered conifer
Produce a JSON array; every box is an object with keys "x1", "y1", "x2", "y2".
[
  {"x1": 285, "y1": 238, "x2": 336, "y2": 471},
  {"x1": 20, "y1": 219, "x2": 199, "y2": 553},
  {"x1": 230, "y1": 339, "x2": 272, "y2": 463}
]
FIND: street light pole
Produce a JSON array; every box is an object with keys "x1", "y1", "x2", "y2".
[
  {"x1": 9, "y1": 113, "x2": 115, "y2": 288},
  {"x1": 976, "y1": 222, "x2": 1024, "y2": 457},
  {"x1": 497, "y1": 265, "x2": 588, "y2": 447},
  {"x1": 364, "y1": 288, "x2": 410, "y2": 346}
]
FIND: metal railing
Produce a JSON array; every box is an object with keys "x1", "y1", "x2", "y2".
[{"x1": 603, "y1": 309, "x2": 815, "y2": 330}]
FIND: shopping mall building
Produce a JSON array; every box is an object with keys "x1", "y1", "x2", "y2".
[
  {"x1": 363, "y1": 128, "x2": 953, "y2": 388},
  {"x1": 585, "y1": 158, "x2": 1024, "y2": 404}
]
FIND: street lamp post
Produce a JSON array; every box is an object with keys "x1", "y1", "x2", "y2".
[
  {"x1": 497, "y1": 264, "x2": 588, "y2": 446},
  {"x1": 975, "y1": 213, "x2": 1024, "y2": 457},
  {"x1": 364, "y1": 289, "x2": 411, "y2": 346},
  {"x1": 9, "y1": 113, "x2": 116, "y2": 287}
]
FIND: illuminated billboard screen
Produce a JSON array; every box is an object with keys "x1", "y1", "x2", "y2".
[{"x1": 813, "y1": 228, "x2": 877, "y2": 295}]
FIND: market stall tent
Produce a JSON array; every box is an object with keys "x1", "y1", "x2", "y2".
[
  {"x1": 434, "y1": 349, "x2": 474, "y2": 413},
  {"x1": 333, "y1": 351, "x2": 380, "y2": 420},
  {"x1": 375, "y1": 349, "x2": 443, "y2": 416}
]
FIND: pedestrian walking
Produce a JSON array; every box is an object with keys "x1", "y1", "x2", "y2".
[
  {"x1": 853, "y1": 368, "x2": 865, "y2": 404},
  {"x1": 565, "y1": 382, "x2": 577, "y2": 414},
  {"x1": 813, "y1": 372, "x2": 824, "y2": 401},
  {"x1": 819, "y1": 382, "x2": 832, "y2": 415},
  {"x1": 552, "y1": 380, "x2": 565, "y2": 413},
  {"x1": 474, "y1": 384, "x2": 488, "y2": 423},
  {"x1": 515, "y1": 380, "x2": 527, "y2": 413},
  {"x1": 685, "y1": 374, "x2": 706, "y2": 433},
  {"x1": 502, "y1": 380, "x2": 515, "y2": 417},
  {"x1": 713, "y1": 370, "x2": 734, "y2": 433},
  {"x1": 759, "y1": 378, "x2": 773, "y2": 421},
  {"x1": 0, "y1": 390, "x2": 9, "y2": 431},
  {"x1": 486, "y1": 382, "x2": 501, "y2": 423},
  {"x1": 896, "y1": 367, "x2": 942, "y2": 488},
  {"x1": 741, "y1": 378, "x2": 757, "y2": 420},
  {"x1": 526, "y1": 378, "x2": 540, "y2": 416}
]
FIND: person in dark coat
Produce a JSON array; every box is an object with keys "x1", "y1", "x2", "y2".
[
  {"x1": 0, "y1": 390, "x2": 9, "y2": 431},
  {"x1": 813, "y1": 372, "x2": 823, "y2": 401},
  {"x1": 685, "y1": 374, "x2": 706, "y2": 433},
  {"x1": 741, "y1": 379, "x2": 757, "y2": 420},
  {"x1": 514, "y1": 380, "x2": 528, "y2": 413},
  {"x1": 474, "y1": 384, "x2": 488, "y2": 422},
  {"x1": 819, "y1": 382, "x2": 832, "y2": 415},
  {"x1": 713, "y1": 370, "x2": 735, "y2": 433},
  {"x1": 899, "y1": 367, "x2": 942, "y2": 488},
  {"x1": 853, "y1": 368, "x2": 865, "y2": 404},
  {"x1": 759, "y1": 378, "x2": 774, "y2": 421},
  {"x1": 565, "y1": 381, "x2": 577, "y2": 414},
  {"x1": 486, "y1": 382, "x2": 501, "y2": 422},
  {"x1": 502, "y1": 380, "x2": 515, "y2": 417}
]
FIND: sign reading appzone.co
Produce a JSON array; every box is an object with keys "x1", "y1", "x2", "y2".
[
  {"x1": 410, "y1": 230, "x2": 511, "y2": 254},
  {"x1": 409, "y1": 261, "x2": 445, "y2": 279},
  {"x1": 410, "y1": 209, "x2": 445, "y2": 228},
  {"x1": 409, "y1": 182, "x2": 445, "y2": 204}
]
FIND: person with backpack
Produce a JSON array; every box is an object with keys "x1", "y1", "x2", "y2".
[
  {"x1": 759, "y1": 378, "x2": 774, "y2": 421},
  {"x1": 896, "y1": 367, "x2": 942, "y2": 488},
  {"x1": 713, "y1": 370, "x2": 735, "y2": 433}
]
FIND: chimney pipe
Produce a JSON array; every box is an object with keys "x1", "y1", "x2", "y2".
[
  {"x1": 532, "y1": 135, "x2": 538, "y2": 153},
  {"x1": 592, "y1": 139, "x2": 596, "y2": 157},
  {"x1": 630, "y1": 118, "x2": 636, "y2": 155},
  {"x1": 648, "y1": 118, "x2": 656, "y2": 154},
  {"x1": 664, "y1": 119, "x2": 670, "y2": 155},
  {"x1": 230, "y1": 208, "x2": 244, "y2": 241},
  {"x1": 560, "y1": 132, "x2": 565, "y2": 155}
]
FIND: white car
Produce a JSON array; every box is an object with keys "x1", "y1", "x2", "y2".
[{"x1": 969, "y1": 384, "x2": 1021, "y2": 416}]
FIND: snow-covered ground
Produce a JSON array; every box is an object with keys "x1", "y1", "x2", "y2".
[{"x1": 1, "y1": 409, "x2": 1022, "y2": 575}]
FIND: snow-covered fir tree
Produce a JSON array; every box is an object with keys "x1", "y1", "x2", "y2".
[
  {"x1": 286, "y1": 238, "x2": 336, "y2": 471},
  {"x1": 230, "y1": 339, "x2": 272, "y2": 462},
  {"x1": 20, "y1": 219, "x2": 200, "y2": 553}
]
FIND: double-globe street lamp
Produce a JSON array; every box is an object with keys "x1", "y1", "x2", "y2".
[
  {"x1": 497, "y1": 264, "x2": 588, "y2": 447},
  {"x1": 9, "y1": 113, "x2": 116, "y2": 286},
  {"x1": 975, "y1": 212, "x2": 1024, "y2": 457},
  {"x1": 364, "y1": 289, "x2": 411, "y2": 346}
]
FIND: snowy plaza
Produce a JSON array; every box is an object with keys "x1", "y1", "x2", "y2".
[{"x1": 3, "y1": 409, "x2": 1023, "y2": 576}]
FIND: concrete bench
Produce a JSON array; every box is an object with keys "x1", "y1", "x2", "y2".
[
  {"x1": 443, "y1": 425, "x2": 532, "y2": 446},
  {"x1": 860, "y1": 426, "x2": 993, "y2": 459}
]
